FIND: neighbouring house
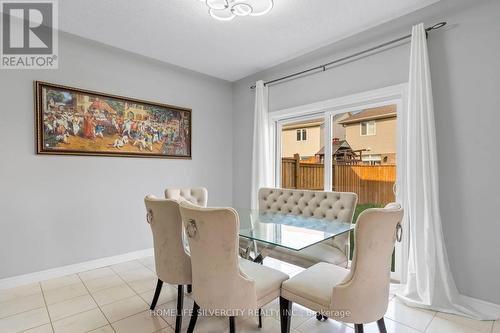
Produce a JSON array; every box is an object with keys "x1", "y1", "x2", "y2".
[
  {"x1": 281, "y1": 120, "x2": 324, "y2": 161},
  {"x1": 281, "y1": 113, "x2": 351, "y2": 161},
  {"x1": 338, "y1": 105, "x2": 397, "y2": 165}
]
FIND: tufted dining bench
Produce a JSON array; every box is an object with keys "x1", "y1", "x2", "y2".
[{"x1": 257, "y1": 187, "x2": 358, "y2": 268}]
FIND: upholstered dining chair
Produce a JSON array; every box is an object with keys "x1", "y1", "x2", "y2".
[
  {"x1": 178, "y1": 201, "x2": 290, "y2": 333},
  {"x1": 279, "y1": 203, "x2": 404, "y2": 333},
  {"x1": 165, "y1": 187, "x2": 208, "y2": 293},
  {"x1": 145, "y1": 196, "x2": 192, "y2": 333},
  {"x1": 165, "y1": 187, "x2": 208, "y2": 207}
]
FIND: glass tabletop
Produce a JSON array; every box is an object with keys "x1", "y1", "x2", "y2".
[{"x1": 235, "y1": 208, "x2": 354, "y2": 251}]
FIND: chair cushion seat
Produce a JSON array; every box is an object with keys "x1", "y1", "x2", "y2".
[
  {"x1": 239, "y1": 258, "x2": 289, "y2": 307},
  {"x1": 281, "y1": 262, "x2": 349, "y2": 311}
]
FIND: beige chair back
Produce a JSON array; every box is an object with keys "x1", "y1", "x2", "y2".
[
  {"x1": 179, "y1": 201, "x2": 257, "y2": 312},
  {"x1": 331, "y1": 203, "x2": 404, "y2": 323},
  {"x1": 258, "y1": 188, "x2": 357, "y2": 255},
  {"x1": 144, "y1": 196, "x2": 191, "y2": 285},
  {"x1": 165, "y1": 187, "x2": 208, "y2": 207}
]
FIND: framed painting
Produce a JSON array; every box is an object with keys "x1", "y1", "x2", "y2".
[{"x1": 35, "y1": 81, "x2": 192, "y2": 159}]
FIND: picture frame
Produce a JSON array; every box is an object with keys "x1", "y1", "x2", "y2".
[{"x1": 35, "y1": 81, "x2": 192, "y2": 159}]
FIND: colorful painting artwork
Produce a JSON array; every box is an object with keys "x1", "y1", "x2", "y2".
[{"x1": 35, "y1": 81, "x2": 191, "y2": 158}]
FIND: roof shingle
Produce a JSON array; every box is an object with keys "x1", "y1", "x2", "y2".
[{"x1": 338, "y1": 105, "x2": 396, "y2": 124}]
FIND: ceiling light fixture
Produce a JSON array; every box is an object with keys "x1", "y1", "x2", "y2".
[{"x1": 200, "y1": 0, "x2": 273, "y2": 21}]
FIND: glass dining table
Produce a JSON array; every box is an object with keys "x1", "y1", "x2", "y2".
[{"x1": 235, "y1": 208, "x2": 354, "y2": 263}]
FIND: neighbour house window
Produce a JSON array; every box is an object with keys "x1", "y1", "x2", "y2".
[
  {"x1": 360, "y1": 121, "x2": 376, "y2": 136},
  {"x1": 362, "y1": 154, "x2": 382, "y2": 165},
  {"x1": 296, "y1": 129, "x2": 307, "y2": 141}
]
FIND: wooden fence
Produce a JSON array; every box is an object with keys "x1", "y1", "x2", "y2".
[
  {"x1": 281, "y1": 154, "x2": 396, "y2": 204},
  {"x1": 281, "y1": 156, "x2": 324, "y2": 191}
]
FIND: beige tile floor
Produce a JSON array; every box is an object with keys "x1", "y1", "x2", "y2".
[{"x1": 0, "y1": 256, "x2": 498, "y2": 333}]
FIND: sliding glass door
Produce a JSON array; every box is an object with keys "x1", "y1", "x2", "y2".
[{"x1": 274, "y1": 100, "x2": 401, "y2": 279}]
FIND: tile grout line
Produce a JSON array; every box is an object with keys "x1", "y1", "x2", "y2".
[
  {"x1": 0, "y1": 289, "x2": 48, "y2": 324},
  {"x1": 0, "y1": 288, "x2": 42, "y2": 306},
  {"x1": 97, "y1": 293, "x2": 156, "y2": 325},
  {"x1": 39, "y1": 272, "x2": 120, "y2": 308},
  {"x1": 77, "y1": 272, "x2": 117, "y2": 333},
  {"x1": 85, "y1": 324, "x2": 112, "y2": 333},
  {"x1": 39, "y1": 281, "x2": 56, "y2": 333},
  {"x1": 110, "y1": 262, "x2": 153, "y2": 300},
  {"x1": 36, "y1": 277, "x2": 108, "y2": 317},
  {"x1": 103, "y1": 262, "x2": 173, "y2": 330},
  {"x1": 134, "y1": 258, "x2": 198, "y2": 331},
  {"x1": 0, "y1": 280, "x2": 87, "y2": 322},
  {"x1": 77, "y1": 263, "x2": 153, "y2": 300},
  {"x1": 423, "y1": 311, "x2": 438, "y2": 332},
  {"x1": 17, "y1": 323, "x2": 51, "y2": 333},
  {"x1": 72, "y1": 259, "x2": 172, "y2": 332},
  {"x1": 0, "y1": 304, "x2": 46, "y2": 321},
  {"x1": 44, "y1": 308, "x2": 111, "y2": 333},
  {"x1": 383, "y1": 316, "x2": 426, "y2": 332},
  {"x1": 157, "y1": 252, "x2": 231, "y2": 330}
]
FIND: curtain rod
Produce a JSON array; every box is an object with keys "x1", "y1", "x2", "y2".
[{"x1": 249, "y1": 22, "x2": 447, "y2": 90}]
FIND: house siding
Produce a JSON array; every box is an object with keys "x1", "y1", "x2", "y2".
[
  {"x1": 344, "y1": 117, "x2": 397, "y2": 163},
  {"x1": 281, "y1": 125, "x2": 322, "y2": 158}
]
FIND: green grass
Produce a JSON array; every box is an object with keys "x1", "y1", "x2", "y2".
[
  {"x1": 352, "y1": 203, "x2": 384, "y2": 225},
  {"x1": 349, "y1": 203, "x2": 395, "y2": 271}
]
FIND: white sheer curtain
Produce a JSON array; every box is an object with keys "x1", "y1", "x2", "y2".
[
  {"x1": 250, "y1": 80, "x2": 273, "y2": 209},
  {"x1": 396, "y1": 23, "x2": 497, "y2": 320}
]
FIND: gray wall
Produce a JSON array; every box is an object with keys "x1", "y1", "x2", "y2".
[
  {"x1": 232, "y1": 0, "x2": 500, "y2": 304},
  {"x1": 0, "y1": 33, "x2": 233, "y2": 279}
]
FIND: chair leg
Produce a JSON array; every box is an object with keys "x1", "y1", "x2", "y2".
[
  {"x1": 150, "y1": 279, "x2": 163, "y2": 310},
  {"x1": 377, "y1": 318, "x2": 387, "y2": 333},
  {"x1": 253, "y1": 253, "x2": 264, "y2": 264},
  {"x1": 315, "y1": 312, "x2": 328, "y2": 321},
  {"x1": 279, "y1": 297, "x2": 292, "y2": 333},
  {"x1": 175, "y1": 285, "x2": 184, "y2": 333},
  {"x1": 258, "y1": 308, "x2": 262, "y2": 328},
  {"x1": 354, "y1": 324, "x2": 364, "y2": 333},
  {"x1": 186, "y1": 302, "x2": 200, "y2": 333},
  {"x1": 229, "y1": 316, "x2": 236, "y2": 333},
  {"x1": 187, "y1": 284, "x2": 192, "y2": 293}
]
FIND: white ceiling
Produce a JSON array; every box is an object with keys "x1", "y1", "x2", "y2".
[{"x1": 59, "y1": 0, "x2": 440, "y2": 81}]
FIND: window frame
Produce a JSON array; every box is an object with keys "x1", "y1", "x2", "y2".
[
  {"x1": 270, "y1": 83, "x2": 408, "y2": 283},
  {"x1": 360, "y1": 120, "x2": 376, "y2": 136},
  {"x1": 296, "y1": 128, "x2": 308, "y2": 141}
]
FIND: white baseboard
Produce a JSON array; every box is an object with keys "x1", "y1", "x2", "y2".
[
  {"x1": 462, "y1": 294, "x2": 500, "y2": 317},
  {"x1": 390, "y1": 283, "x2": 500, "y2": 318},
  {"x1": 0, "y1": 248, "x2": 154, "y2": 290}
]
